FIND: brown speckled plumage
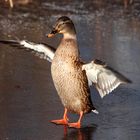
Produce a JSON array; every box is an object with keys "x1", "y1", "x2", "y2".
[{"x1": 51, "y1": 38, "x2": 94, "y2": 114}]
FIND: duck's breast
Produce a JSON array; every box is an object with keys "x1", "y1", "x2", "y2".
[{"x1": 51, "y1": 54, "x2": 93, "y2": 113}]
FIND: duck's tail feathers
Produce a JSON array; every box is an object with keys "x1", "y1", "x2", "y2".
[{"x1": 92, "y1": 109, "x2": 99, "y2": 114}]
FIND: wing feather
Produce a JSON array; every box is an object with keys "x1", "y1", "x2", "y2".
[
  {"x1": 82, "y1": 59, "x2": 131, "y2": 98},
  {"x1": 0, "y1": 40, "x2": 55, "y2": 62}
]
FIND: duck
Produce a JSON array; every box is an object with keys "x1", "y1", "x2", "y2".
[
  {"x1": 4, "y1": 0, "x2": 31, "y2": 8},
  {"x1": 123, "y1": 0, "x2": 133, "y2": 8},
  {"x1": 0, "y1": 16, "x2": 131, "y2": 128},
  {"x1": 5, "y1": 0, "x2": 13, "y2": 8}
]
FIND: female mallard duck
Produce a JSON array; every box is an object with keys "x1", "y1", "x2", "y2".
[
  {"x1": 0, "y1": 16, "x2": 131, "y2": 128},
  {"x1": 47, "y1": 16, "x2": 131, "y2": 128}
]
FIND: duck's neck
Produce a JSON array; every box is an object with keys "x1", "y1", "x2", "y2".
[
  {"x1": 63, "y1": 33, "x2": 77, "y2": 40},
  {"x1": 58, "y1": 32, "x2": 79, "y2": 59}
]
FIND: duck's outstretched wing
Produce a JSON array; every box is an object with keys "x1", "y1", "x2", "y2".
[
  {"x1": 82, "y1": 59, "x2": 132, "y2": 98},
  {"x1": 0, "y1": 40, "x2": 55, "y2": 62}
]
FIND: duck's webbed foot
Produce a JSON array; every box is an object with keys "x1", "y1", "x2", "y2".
[
  {"x1": 51, "y1": 108, "x2": 69, "y2": 125},
  {"x1": 68, "y1": 111, "x2": 83, "y2": 128}
]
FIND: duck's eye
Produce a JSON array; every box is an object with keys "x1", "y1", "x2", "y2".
[{"x1": 61, "y1": 22, "x2": 65, "y2": 25}]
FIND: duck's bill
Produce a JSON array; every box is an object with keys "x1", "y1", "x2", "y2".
[
  {"x1": 47, "y1": 29, "x2": 58, "y2": 38},
  {"x1": 47, "y1": 33, "x2": 55, "y2": 38}
]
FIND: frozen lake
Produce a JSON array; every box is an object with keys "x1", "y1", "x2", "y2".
[{"x1": 0, "y1": 0, "x2": 140, "y2": 139}]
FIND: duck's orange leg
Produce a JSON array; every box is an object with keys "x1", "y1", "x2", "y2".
[
  {"x1": 68, "y1": 111, "x2": 83, "y2": 128},
  {"x1": 51, "y1": 108, "x2": 69, "y2": 125}
]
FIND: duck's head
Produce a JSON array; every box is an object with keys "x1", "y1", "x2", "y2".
[{"x1": 47, "y1": 16, "x2": 76, "y2": 38}]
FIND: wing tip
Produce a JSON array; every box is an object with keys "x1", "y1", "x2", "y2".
[
  {"x1": 0, "y1": 40, "x2": 20, "y2": 46},
  {"x1": 105, "y1": 66, "x2": 132, "y2": 84},
  {"x1": 119, "y1": 76, "x2": 132, "y2": 84}
]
